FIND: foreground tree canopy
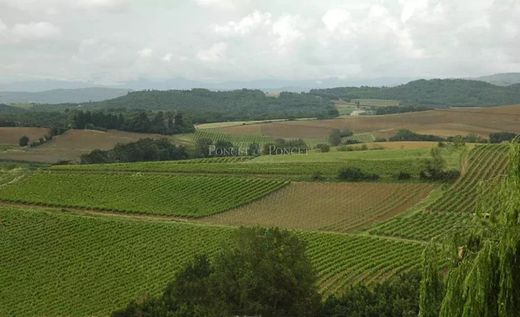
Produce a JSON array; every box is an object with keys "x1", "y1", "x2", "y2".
[{"x1": 112, "y1": 227, "x2": 321, "y2": 317}]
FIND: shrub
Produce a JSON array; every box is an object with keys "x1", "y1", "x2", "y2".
[
  {"x1": 396, "y1": 172, "x2": 412, "y2": 180},
  {"x1": 315, "y1": 144, "x2": 330, "y2": 153},
  {"x1": 337, "y1": 167, "x2": 379, "y2": 181},
  {"x1": 18, "y1": 135, "x2": 29, "y2": 146}
]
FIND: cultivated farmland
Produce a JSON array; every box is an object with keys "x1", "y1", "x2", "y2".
[
  {"x1": 0, "y1": 205, "x2": 424, "y2": 317},
  {"x1": 426, "y1": 144, "x2": 509, "y2": 213},
  {"x1": 0, "y1": 129, "x2": 169, "y2": 163},
  {"x1": 202, "y1": 182, "x2": 434, "y2": 232},
  {"x1": 0, "y1": 172, "x2": 288, "y2": 217},
  {"x1": 214, "y1": 104, "x2": 520, "y2": 139},
  {"x1": 0, "y1": 127, "x2": 50, "y2": 145}
]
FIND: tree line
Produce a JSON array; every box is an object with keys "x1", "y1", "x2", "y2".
[
  {"x1": 80, "y1": 138, "x2": 187, "y2": 164},
  {"x1": 71, "y1": 110, "x2": 194, "y2": 135}
]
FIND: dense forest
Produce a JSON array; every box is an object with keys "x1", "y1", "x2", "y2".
[
  {"x1": 33, "y1": 89, "x2": 338, "y2": 122},
  {"x1": 310, "y1": 79, "x2": 520, "y2": 107},
  {"x1": 71, "y1": 110, "x2": 194, "y2": 134}
]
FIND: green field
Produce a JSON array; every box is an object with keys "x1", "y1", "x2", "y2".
[
  {"x1": 0, "y1": 172, "x2": 288, "y2": 217},
  {"x1": 0, "y1": 205, "x2": 424, "y2": 316}
]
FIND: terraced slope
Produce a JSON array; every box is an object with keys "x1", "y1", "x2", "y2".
[
  {"x1": 202, "y1": 182, "x2": 434, "y2": 232},
  {"x1": 426, "y1": 144, "x2": 509, "y2": 213},
  {"x1": 0, "y1": 172, "x2": 288, "y2": 217},
  {"x1": 0, "y1": 206, "x2": 424, "y2": 317}
]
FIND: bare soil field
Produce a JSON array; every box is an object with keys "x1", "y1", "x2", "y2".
[
  {"x1": 0, "y1": 129, "x2": 165, "y2": 163},
  {"x1": 201, "y1": 182, "x2": 434, "y2": 232},
  {"x1": 216, "y1": 105, "x2": 520, "y2": 139},
  {"x1": 0, "y1": 127, "x2": 50, "y2": 145}
]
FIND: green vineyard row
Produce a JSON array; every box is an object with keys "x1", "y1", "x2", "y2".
[
  {"x1": 426, "y1": 144, "x2": 509, "y2": 213},
  {"x1": 368, "y1": 211, "x2": 473, "y2": 241},
  {"x1": 0, "y1": 172, "x2": 288, "y2": 217},
  {"x1": 0, "y1": 206, "x2": 424, "y2": 317},
  {"x1": 51, "y1": 159, "x2": 426, "y2": 179}
]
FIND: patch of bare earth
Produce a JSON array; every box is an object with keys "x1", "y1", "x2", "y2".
[
  {"x1": 0, "y1": 127, "x2": 50, "y2": 145},
  {"x1": 0, "y1": 129, "x2": 166, "y2": 163}
]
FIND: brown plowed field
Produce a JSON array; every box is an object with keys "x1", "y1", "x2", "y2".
[{"x1": 216, "y1": 104, "x2": 520, "y2": 139}]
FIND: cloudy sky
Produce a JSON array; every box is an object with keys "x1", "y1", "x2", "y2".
[{"x1": 0, "y1": 0, "x2": 519, "y2": 86}]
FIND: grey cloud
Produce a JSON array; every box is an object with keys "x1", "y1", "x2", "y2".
[{"x1": 0, "y1": 0, "x2": 518, "y2": 85}]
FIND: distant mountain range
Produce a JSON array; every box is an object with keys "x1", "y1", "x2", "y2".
[
  {"x1": 0, "y1": 88, "x2": 130, "y2": 104},
  {"x1": 474, "y1": 73, "x2": 520, "y2": 86}
]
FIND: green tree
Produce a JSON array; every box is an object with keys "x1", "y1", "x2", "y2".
[
  {"x1": 18, "y1": 135, "x2": 29, "y2": 146},
  {"x1": 420, "y1": 139, "x2": 520, "y2": 317},
  {"x1": 113, "y1": 227, "x2": 320, "y2": 317},
  {"x1": 211, "y1": 227, "x2": 321, "y2": 317},
  {"x1": 329, "y1": 129, "x2": 342, "y2": 146}
]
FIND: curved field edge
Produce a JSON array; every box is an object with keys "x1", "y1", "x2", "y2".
[
  {"x1": 0, "y1": 205, "x2": 424, "y2": 317},
  {"x1": 0, "y1": 172, "x2": 289, "y2": 218},
  {"x1": 366, "y1": 144, "x2": 510, "y2": 241}
]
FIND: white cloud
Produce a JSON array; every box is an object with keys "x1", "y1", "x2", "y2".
[
  {"x1": 272, "y1": 15, "x2": 304, "y2": 47},
  {"x1": 11, "y1": 22, "x2": 61, "y2": 40},
  {"x1": 322, "y1": 8, "x2": 353, "y2": 34},
  {"x1": 0, "y1": 0, "x2": 519, "y2": 84},
  {"x1": 213, "y1": 11, "x2": 271, "y2": 36},
  {"x1": 77, "y1": 0, "x2": 129, "y2": 10},
  {"x1": 137, "y1": 48, "x2": 153, "y2": 58},
  {"x1": 0, "y1": 19, "x2": 7, "y2": 33},
  {"x1": 162, "y1": 53, "x2": 173, "y2": 62},
  {"x1": 197, "y1": 42, "x2": 227, "y2": 62},
  {"x1": 194, "y1": 0, "x2": 241, "y2": 10}
]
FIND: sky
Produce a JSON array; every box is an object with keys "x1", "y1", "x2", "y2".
[{"x1": 0, "y1": 0, "x2": 519, "y2": 86}]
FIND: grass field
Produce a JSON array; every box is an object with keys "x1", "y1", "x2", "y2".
[
  {"x1": 214, "y1": 104, "x2": 520, "y2": 139},
  {"x1": 0, "y1": 129, "x2": 169, "y2": 163},
  {"x1": 0, "y1": 172, "x2": 288, "y2": 217},
  {"x1": 201, "y1": 182, "x2": 434, "y2": 232},
  {"x1": 0, "y1": 205, "x2": 424, "y2": 316}
]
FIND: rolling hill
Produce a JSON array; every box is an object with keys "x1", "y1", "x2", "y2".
[
  {"x1": 310, "y1": 79, "x2": 520, "y2": 107},
  {"x1": 475, "y1": 72, "x2": 520, "y2": 86}
]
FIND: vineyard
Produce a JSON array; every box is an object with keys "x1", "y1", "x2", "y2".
[
  {"x1": 426, "y1": 144, "x2": 509, "y2": 213},
  {"x1": 202, "y1": 182, "x2": 434, "y2": 232},
  {"x1": 368, "y1": 211, "x2": 473, "y2": 241},
  {"x1": 193, "y1": 129, "x2": 275, "y2": 147},
  {"x1": 51, "y1": 159, "x2": 426, "y2": 180},
  {"x1": 0, "y1": 205, "x2": 424, "y2": 317},
  {"x1": 0, "y1": 172, "x2": 288, "y2": 217}
]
